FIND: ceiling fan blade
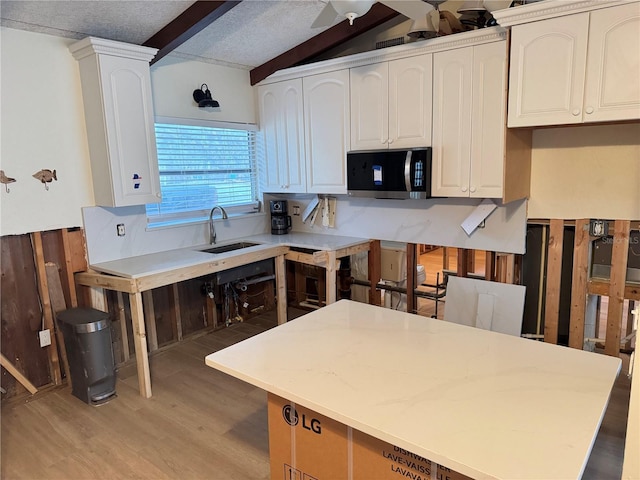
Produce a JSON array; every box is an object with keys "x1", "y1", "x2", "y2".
[
  {"x1": 380, "y1": 0, "x2": 435, "y2": 20},
  {"x1": 312, "y1": 2, "x2": 340, "y2": 28}
]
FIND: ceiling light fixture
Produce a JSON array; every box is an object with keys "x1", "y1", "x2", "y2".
[
  {"x1": 193, "y1": 84, "x2": 220, "y2": 108},
  {"x1": 332, "y1": 0, "x2": 375, "y2": 25}
]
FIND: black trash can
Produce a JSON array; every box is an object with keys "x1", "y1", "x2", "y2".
[{"x1": 57, "y1": 308, "x2": 117, "y2": 405}]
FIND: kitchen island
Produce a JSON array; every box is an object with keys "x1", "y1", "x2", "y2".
[
  {"x1": 75, "y1": 233, "x2": 370, "y2": 398},
  {"x1": 205, "y1": 300, "x2": 621, "y2": 480}
]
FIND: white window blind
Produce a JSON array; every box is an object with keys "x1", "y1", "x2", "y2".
[{"x1": 147, "y1": 123, "x2": 259, "y2": 227}]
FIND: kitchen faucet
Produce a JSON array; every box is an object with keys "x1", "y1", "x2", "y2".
[{"x1": 209, "y1": 205, "x2": 228, "y2": 244}]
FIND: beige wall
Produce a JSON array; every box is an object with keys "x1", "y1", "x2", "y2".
[{"x1": 528, "y1": 123, "x2": 640, "y2": 220}]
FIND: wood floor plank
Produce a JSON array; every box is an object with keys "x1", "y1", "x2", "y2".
[{"x1": 0, "y1": 308, "x2": 629, "y2": 480}]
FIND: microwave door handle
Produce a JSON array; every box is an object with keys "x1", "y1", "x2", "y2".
[{"x1": 404, "y1": 151, "x2": 412, "y2": 192}]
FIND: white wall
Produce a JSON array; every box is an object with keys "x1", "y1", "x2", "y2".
[
  {"x1": 0, "y1": 27, "x2": 94, "y2": 235},
  {"x1": 528, "y1": 123, "x2": 640, "y2": 220},
  {"x1": 0, "y1": 27, "x2": 258, "y2": 237},
  {"x1": 151, "y1": 55, "x2": 256, "y2": 125}
]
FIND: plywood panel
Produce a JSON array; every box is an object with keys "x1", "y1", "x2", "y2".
[{"x1": 0, "y1": 235, "x2": 51, "y2": 396}]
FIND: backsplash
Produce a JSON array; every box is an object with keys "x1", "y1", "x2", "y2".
[{"x1": 83, "y1": 205, "x2": 268, "y2": 265}]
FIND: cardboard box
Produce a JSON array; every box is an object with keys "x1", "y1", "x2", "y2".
[{"x1": 268, "y1": 394, "x2": 470, "y2": 480}]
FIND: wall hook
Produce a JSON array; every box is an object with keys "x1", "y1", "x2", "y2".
[
  {"x1": 0, "y1": 170, "x2": 16, "y2": 193},
  {"x1": 32, "y1": 169, "x2": 57, "y2": 190}
]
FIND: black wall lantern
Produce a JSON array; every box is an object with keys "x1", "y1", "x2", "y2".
[{"x1": 193, "y1": 84, "x2": 220, "y2": 108}]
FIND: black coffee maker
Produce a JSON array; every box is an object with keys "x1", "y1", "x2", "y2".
[{"x1": 270, "y1": 200, "x2": 291, "y2": 235}]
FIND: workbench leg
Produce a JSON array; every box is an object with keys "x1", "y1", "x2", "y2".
[
  {"x1": 275, "y1": 255, "x2": 287, "y2": 325},
  {"x1": 325, "y1": 251, "x2": 337, "y2": 305},
  {"x1": 129, "y1": 292, "x2": 152, "y2": 398}
]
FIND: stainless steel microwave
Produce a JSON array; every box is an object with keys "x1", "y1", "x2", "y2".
[{"x1": 346, "y1": 147, "x2": 432, "y2": 199}]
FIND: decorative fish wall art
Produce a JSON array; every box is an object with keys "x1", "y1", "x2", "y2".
[
  {"x1": 33, "y1": 169, "x2": 57, "y2": 190},
  {"x1": 0, "y1": 170, "x2": 16, "y2": 193}
]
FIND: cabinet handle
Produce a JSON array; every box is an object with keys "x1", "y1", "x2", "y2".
[
  {"x1": 572, "y1": 108, "x2": 581, "y2": 116},
  {"x1": 461, "y1": 186, "x2": 468, "y2": 193},
  {"x1": 470, "y1": 186, "x2": 476, "y2": 193},
  {"x1": 388, "y1": 139, "x2": 394, "y2": 144},
  {"x1": 585, "y1": 106, "x2": 594, "y2": 114}
]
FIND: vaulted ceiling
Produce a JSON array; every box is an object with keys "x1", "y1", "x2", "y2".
[{"x1": 0, "y1": 0, "x2": 415, "y2": 84}]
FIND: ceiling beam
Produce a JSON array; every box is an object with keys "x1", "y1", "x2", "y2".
[
  {"x1": 143, "y1": 1, "x2": 242, "y2": 65},
  {"x1": 250, "y1": 3, "x2": 400, "y2": 85}
]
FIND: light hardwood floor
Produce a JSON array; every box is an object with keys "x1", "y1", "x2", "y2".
[{"x1": 1, "y1": 307, "x2": 630, "y2": 479}]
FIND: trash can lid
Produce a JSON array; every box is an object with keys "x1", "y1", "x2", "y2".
[{"x1": 57, "y1": 308, "x2": 111, "y2": 333}]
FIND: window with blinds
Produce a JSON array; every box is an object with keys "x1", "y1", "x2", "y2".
[{"x1": 146, "y1": 122, "x2": 260, "y2": 227}]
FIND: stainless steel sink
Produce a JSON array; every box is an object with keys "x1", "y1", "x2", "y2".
[{"x1": 200, "y1": 241, "x2": 260, "y2": 255}]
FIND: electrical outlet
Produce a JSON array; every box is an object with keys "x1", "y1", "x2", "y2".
[
  {"x1": 292, "y1": 204, "x2": 301, "y2": 216},
  {"x1": 117, "y1": 223, "x2": 125, "y2": 236},
  {"x1": 39, "y1": 329, "x2": 51, "y2": 347}
]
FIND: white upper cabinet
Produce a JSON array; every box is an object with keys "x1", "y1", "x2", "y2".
[
  {"x1": 350, "y1": 55, "x2": 432, "y2": 151},
  {"x1": 303, "y1": 69, "x2": 350, "y2": 194},
  {"x1": 508, "y1": 3, "x2": 640, "y2": 127},
  {"x1": 69, "y1": 37, "x2": 161, "y2": 207},
  {"x1": 583, "y1": 2, "x2": 640, "y2": 123},
  {"x1": 258, "y1": 79, "x2": 306, "y2": 193},
  {"x1": 433, "y1": 41, "x2": 515, "y2": 199}
]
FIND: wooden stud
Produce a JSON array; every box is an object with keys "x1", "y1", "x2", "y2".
[
  {"x1": 605, "y1": 220, "x2": 630, "y2": 357},
  {"x1": 0, "y1": 354, "x2": 37, "y2": 395},
  {"x1": 626, "y1": 300, "x2": 636, "y2": 351},
  {"x1": 569, "y1": 219, "x2": 590, "y2": 350},
  {"x1": 467, "y1": 250, "x2": 476, "y2": 275},
  {"x1": 368, "y1": 240, "x2": 382, "y2": 306},
  {"x1": 30, "y1": 232, "x2": 62, "y2": 386},
  {"x1": 442, "y1": 247, "x2": 450, "y2": 271},
  {"x1": 171, "y1": 284, "x2": 184, "y2": 342},
  {"x1": 588, "y1": 280, "x2": 640, "y2": 301},
  {"x1": 406, "y1": 244, "x2": 417, "y2": 314},
  {"x1": 544, "y1": 219, "x2": 564, "y2": 344},
  {"x1": 456, "y1": 248, "x2": 469, "y2": 278},
  {"x1": 129, "y1": 292, "x2": 152, "y2": 398},
  {"x1": 325, "y1": 250, "x2": 338, "y2": 305},
  {"x1": 116, "y1": 291, "x2": 130, "y2": 362},
  {"x1": 142, "y1": 291, "x2": 159, "y2": 352},
  {"x1": 275, "y1": 254, "x2": 287, "y2": 325},
  {"x1": 44, "y1": 263, "x2": 72, "y2": 389},
  {"x1": 60, "y1": 228, "x2": 78, "y2": 308},
  {"x1": 206, "y1": 296, "x2": 218, "y2": 330},
  {"x1": 485, "y1": 251, "x2": 496, "y2": 281}
]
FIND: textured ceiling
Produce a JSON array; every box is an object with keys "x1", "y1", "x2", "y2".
[{"x1": 0, "y1": 0, "x2": 342, "y2": 69}]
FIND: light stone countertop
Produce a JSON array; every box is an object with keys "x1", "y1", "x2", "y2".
[
  {"x1": 205, "y1": 300, "x2": 622, "y2": 480},
  {"x1": 89, "y1": 232, "x2": 370, "y2": 278}
]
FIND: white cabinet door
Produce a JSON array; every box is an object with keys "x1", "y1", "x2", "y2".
[
  {"x1": 389, "y1": 54, "x2": 432, "y2": 149},
  {"x1": 508, "y1": 13, "x2": 589, "y2": 127},
  {"x1": 432, "y1": 47, "x2": 473, "y2": 197},
  {"x1": 470, "y1": 41, "x2": 507, "y2": 198},
  {"x1": 71, "y1": 38, "x2": 160, "y2": 207},
  {"x1": 350, "y1": 63, "x2": 388, "y2": 150},
  {"x1": 258, "y1": 80, "x2": 306, "y2": 193},
  {"x1": 303, "y1": 70, "x2": 350, "y2": 194},
  {"x1": 584, "y1": 2, "x2": 640, "y2": 123}
]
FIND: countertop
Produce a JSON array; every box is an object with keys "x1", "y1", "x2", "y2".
[
  {"x1": 90, "y1": 232, "x2": 369, "y2": 279},
  {"x1": 205, "y1": 300, "x2": 622, "y2": 480}
]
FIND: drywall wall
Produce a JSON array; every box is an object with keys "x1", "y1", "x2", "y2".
[
  {"x1": 528, "y1": 123, "x2": 640, "y2": 220},
  {"x1": 0, "y1": 27, "x2": 94, "y2": 235},
  {"x1": 151, "y1": 55, "x2": 256, "y2": 125}
]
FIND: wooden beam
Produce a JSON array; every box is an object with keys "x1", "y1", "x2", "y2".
[
  {"x1": 129, "y1": 292, "x2": 152, "y2": 398},
  {"x1": 605, "y1": 220, "x2": 631, "y2": 356},
  {"x1": 143, "y1": 1, "x2": 242, "y2": 65},
  {"x1": 0, "y1": 354, "x2": 37, "y2": 395},
  {"x1": 368, "y1": 240, "x2": 382, "y2": 306},
  {"x1": 544, "y1": 219, "x2": 564, "y2": 344},
  {"x1": 569, "y1": 220, "x2": 590, "y2": 350},
  {"x1": 484, "y1": 251, "x2": 495, "y2": 281},
  {"x1": 250, "y1": 3, "x2": 400, "y2": 85},
  {"x1": 31, "y1": 232, "x2": 62, "y2": 386},
  {"x1": 456, "y1": 249, "x2": 469, "y2": 278},
  {"x1": 275, "y1": 254, "x2": 287, "y2": 325},
  {"x1": 60, "y1": 228, "x2": 78, "y2": 308},
  {"x1": 171, "y1": 284, "x2": 184, "y2": 342},
  {"x1": 142, "y1": 291, "x2": 159, "y2": 352},
  {"x1": 44, "y1": 263, "x2": 72, "y2": 389},
  {"x1": 587, "y1": 280, "x2": 640, "y2": 301},
  {"x1": 116, "y1": 292, "x2": 130, "y2": 362},
  {"x1": 406, "y1": 244, "x2": 417, "y2": 314}
]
